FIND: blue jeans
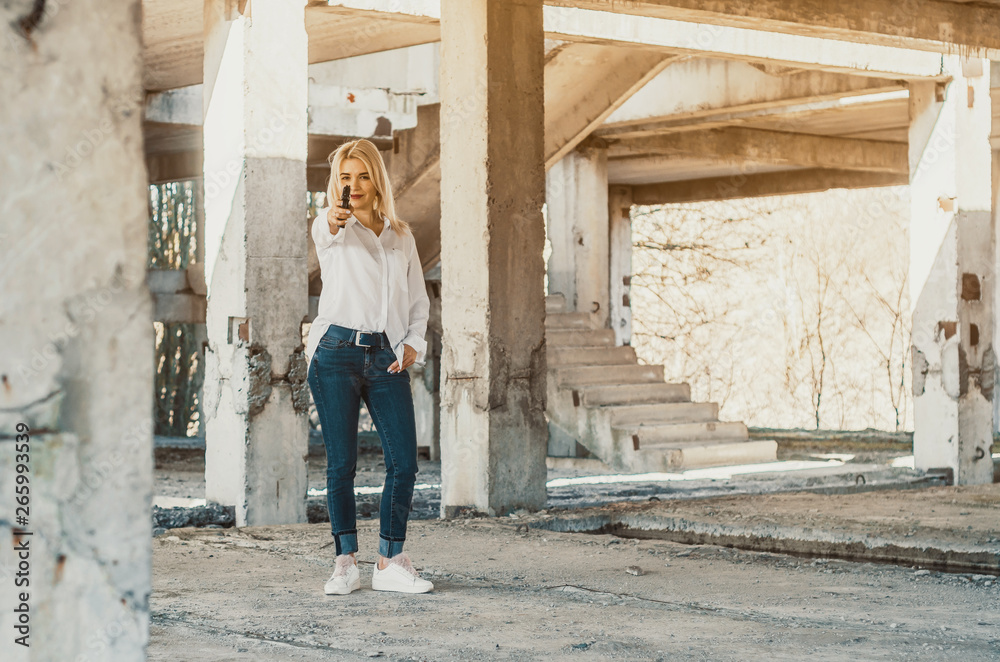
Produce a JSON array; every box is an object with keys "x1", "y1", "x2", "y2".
[{"x1": 307, "y1": 327, "x2": 418, "y2": 558}]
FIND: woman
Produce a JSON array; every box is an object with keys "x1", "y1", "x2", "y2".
[{"x1": 305, "y1": 139, "x2": 433, "y2": 595}]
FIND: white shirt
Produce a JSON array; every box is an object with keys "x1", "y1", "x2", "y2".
[{"x1": 305, "y1": 208, "x2": 430, "y2": 369}]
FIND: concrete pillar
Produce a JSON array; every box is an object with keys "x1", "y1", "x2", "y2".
[
  {"x1": 994, "y1": 148, "x2": 1000, "y2": 447},
  {"x1": 609, "y1": 185, "x2": 635, "y2": 346},
  {"x1": 545, "y1": 143, "x2": 611, "y2": 325},
  {"x1": 201, "y1": 0, "x2": 311, "y2": 525},
  {"x1": 439, "y1": 0, "x2": 547, "y2": 516},
  {"x1": 411, "y1": 280, "x2": 442, "y2": 461},
  {"x1": 193, "y1": 177, "x2": 208, "y2": 436},
  {"x1": 193, "y1": 177, "x2": 206, "y2": 266},
  {"x1": 0, "y1": 1, "x2": 151, "y2": 659},
  {"x1": 908, "y1": 58, "x2": 995, "y2": 485}
]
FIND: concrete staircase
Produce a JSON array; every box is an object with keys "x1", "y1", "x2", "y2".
[{"x1": 545, "y1": 294, "x2": 777, "y2": 472}]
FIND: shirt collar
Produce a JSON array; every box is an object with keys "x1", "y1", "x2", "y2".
[
  {"x1": 342, "y1": 211, "x2": 390, "y2": 227},
  {"x1": 342, "y1": 211, "x2": 391, "y2": 236}
]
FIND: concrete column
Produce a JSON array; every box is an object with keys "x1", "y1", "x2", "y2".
[
  {"x1": 909, "y1": 58, "x2": 995, "y2": 485},
  {"x1": 194, "y1": 177, "x2": 206, "y2": 265},
  {"x1": 0, "y1": 1, "x2": 151, "y2": 659},
  {"x1": 545, "y1": 143, "x2": 611, "y2": 326},
  {"x1": 994, "y1": 148, "x2": 1000, "y2": 447},
  {"x1": 411, "y1": 280, "x2": 442, "y2": 461},
  {"x1": 609, "y1": 185, "x2": 635, "y2": 346},
  {"x1": 201, "y1": 0, "x2": 311, "y2": 525},
  {"x1": 193, "y1": 178, "x2": 207, "y2": 436},
  {"x1": 439, "y1": 0, "x2": 547, "y2": 516}
]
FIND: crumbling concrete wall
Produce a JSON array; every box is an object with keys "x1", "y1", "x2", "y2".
[{"x1": 0, "y1": 1, "x2": 152, "y2": 659}]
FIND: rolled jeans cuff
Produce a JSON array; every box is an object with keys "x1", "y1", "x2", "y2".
[
  {"x1": 379, "y1": 536, "x2": 405, "y2": 558},
  {"x1": 334, "y1": 531, "x2": 358, "y2": 556}
]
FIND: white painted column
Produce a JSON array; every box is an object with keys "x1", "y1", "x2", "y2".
[
  {"x1": 439, "y1": 0, "x2": 547, "y2": 516},
  {"x1": 202, "y1": 0, "x2": 310, "y2": 525},
  {"x1": 0, "y1": 1, "x2": 151, "y2": 659},
  {"x1": 909, "y1": 58, "x2": 994, "y2": 485},
  {"x1": 609, "y1": 185, "x2": 635, "y2": 346},
  {"x1": 545, "y1": 143, "x2": 611, "y2": 326}
]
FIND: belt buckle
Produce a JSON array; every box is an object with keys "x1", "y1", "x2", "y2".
[{"x1": 354, "y1": 332, "x2": 373, "y2": 348}]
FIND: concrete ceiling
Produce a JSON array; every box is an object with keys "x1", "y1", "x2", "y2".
[
  {"x1": 142, "y1": 0, "x2": 440, "y2": 91},
  {"x1": 141, "y1": 0, "x2": 201, "y2": 90},
  {"x1": 141, "y1": 0, "x2": 974, "y2": 91},
  {"x1": 141, "y1": 0, "x2": 1000, "y2": 209}
]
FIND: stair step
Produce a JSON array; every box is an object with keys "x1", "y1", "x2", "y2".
[
  {"x1": 547, "y1": 329, "x2": 616, "y2": 347},
  {"x1": 545, "y1": 312, "x2": 594, "y2": 330},
  {"x1": 556, "y1": 364, "x2": 664, "y2": 387},
  {"x1": 548, "y1": 345, "x2": 637, "y2": 366},
  {"x1": 639, "y1": 439, "x2": 778, "y2": 471},
  {"x1": 616, "y1": 421, "x2": 749, "y2": 447},
  {"x1": 546, "y1": 293, "x2": 567, "y2": 314},
  {"x1": 606, "y1": 402, "x2": 718, "y2": 426},
  {"x1": 576, "y1": 382, "x2": 691, "y2": 406}
]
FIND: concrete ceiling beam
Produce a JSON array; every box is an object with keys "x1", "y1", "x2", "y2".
[
  {"x1": 321, "y1": 1, "x2": 949, "y2": 78},
  {"x1": 544, "y1": 45, "x2": 677, "y2": 168},
  {"x1": 628, "y1": 168, "x2": 908, "y2": 205},
  {"x1": 311, "y1": 0, "x2": 440, "y2": 23},
  {"x1": 146, "y1": 81, "x2": 421, "y2": 135},
  {"x1": 598, "y1": 58, "x2": 908, "y2": 139},
  {"x1": 609, "y1": 127, "x2": 909, "y2": 175},
  {"x1": 542, "y1": 6, "x2": 948, "y2": 80},
  {"x1": 599, "y1": 92, "x2": 910, "y2": 141},
  {"x1": 145, "y1": 85, "x2": 203, "y2": 125},
  {"x1": 306, "y1": 6, "x2": 440, "y2": 64},
  {"x1": 546, "y1": 0, "x2": 1000, "y2": 55},
  {"x1": 148, "y1": 268, "x2": 207, "y2": 323},
  {"x1": 147, "y1": 150, "x2": 202, "y2": 185},
  {"x1": 144, "y1": 130, "x2": 385, "y2": 186}
]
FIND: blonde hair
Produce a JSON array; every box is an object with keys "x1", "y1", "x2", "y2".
[{"x1": 326, "y1": 139, "x2": 410, "y2": 234}]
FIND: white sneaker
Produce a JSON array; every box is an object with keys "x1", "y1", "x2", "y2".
[
  {"x1": 371, "y1": 553, "x2": 434, "y2": 594},
  {"x1": 324, "y1": 554, "x2": 361, "y2": 595}
]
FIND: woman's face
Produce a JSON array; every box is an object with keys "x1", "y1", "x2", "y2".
[{"x1": 338, "y1": 157, "x2": 377, "y2": 213}]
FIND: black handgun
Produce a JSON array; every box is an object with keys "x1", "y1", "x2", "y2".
[{"x1": 340, "y1": 184, "x2": 351, "y2": 212}]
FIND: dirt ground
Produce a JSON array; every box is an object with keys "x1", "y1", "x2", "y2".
[
  {"x1": 150, "y1": 441, "x2": 999, "y2": 660},
  {"x1": 150, "y1": 495, "x2": 1000, "y2": 661}
]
